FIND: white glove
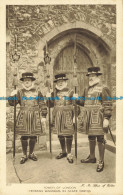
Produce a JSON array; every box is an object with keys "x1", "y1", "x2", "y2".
[
  {"x1": 46, "y1": 92, "x2": 51, "y2": 97},
  {"x1": 41, "y1": 118, "x2": 46, "y2": 122},
  {"x1": 73, "y1": 93, "x2": 78, "y2": 98},
  {"x1": 73, "y1": 116, "x2": 75, "y2": 124},
  {"x1": 11, "y1": 90, "x2": 17, "y2": 96},
  {"x1": 41, "y1": 118, "x2": 46, "y2": 133},
  {"x1": 103, "y1": 119, "x2": 109, "y2": 128},
  {"x1": 73, "y1": 117, "x2": 78, "y2": 124}
]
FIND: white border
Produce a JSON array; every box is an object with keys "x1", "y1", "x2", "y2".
[{"x1": 0, "y1": 0, "x2": 123, "y2": 195}]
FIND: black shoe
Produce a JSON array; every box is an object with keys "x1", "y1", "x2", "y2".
[
  {"x1": 67, "y1": 154, "x2": 74, "y2": 164},
  {"x1": 56, "y1": 153, "x2": 67, "y2": 159},
  {"x1": 20, "y1": 155, "x2": 28, "y2": 164},
  {"x1": 96, "y1": 160, "x2": 104, "y2": 172},
  {"x1": 80, "y1": 155, "x2": 96, "y2": 163},
  {"x1": 29, "y1": 153, "x2": 38, "y2": 161}
]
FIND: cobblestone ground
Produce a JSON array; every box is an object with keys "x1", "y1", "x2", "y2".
[{"x1": 6, "y1": 147, "x2": 115, "y2": 184}]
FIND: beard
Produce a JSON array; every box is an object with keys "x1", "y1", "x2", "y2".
[
  {"x1": 22, "y1": 82, "x2": 34, "y2": 90},
  {"x1": 55, "y1": 81, "x2": 67, "y2": 90},
  {"x1": 89, "y1": 77, "x2": 100, "y2": 87}
]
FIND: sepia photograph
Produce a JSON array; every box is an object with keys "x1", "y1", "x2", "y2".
[{"x1": 0, "y1": 0, "x2": 123, "y2": 194}]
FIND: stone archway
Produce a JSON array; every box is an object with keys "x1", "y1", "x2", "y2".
[
  {"x1": 38, "y1": 29, "x2": 113, "y2": 92},
  {"x1": 37, "y1": 23, "x2": 115, "y2": 92},
  {"x1": 37, "y1": 21, "x2": 114, "y2": 56}
]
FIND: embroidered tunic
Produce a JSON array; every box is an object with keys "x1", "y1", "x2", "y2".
[
  {"x1": 76, "y1": 83, "x2": 112, "y2": 135},
  {"x1": 50, "y1": 87, "x2": 74, "y2": 136},
  {"x1": 9, "y1": 88, "x2": 47, "y2": 136}
]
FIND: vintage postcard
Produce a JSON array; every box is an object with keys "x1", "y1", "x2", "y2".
[{"x1": 0, "y1": 0, "x2": 123, "y2": 194}]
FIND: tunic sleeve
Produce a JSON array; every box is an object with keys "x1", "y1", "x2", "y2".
[
  {"x1": 38, "y1": 91, "x2": 47, "y2": 117},
  {"x1": 102, "y1": 87, "x2": 112, "y2": 119}
]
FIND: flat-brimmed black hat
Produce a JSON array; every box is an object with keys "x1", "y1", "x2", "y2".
[
  {"x1": 86, "y1": 67, "x2": 102, "y2": 76},
  {"x1": 20, "y1": 72, "x2": 36, "y2": 81},
  {"x1": 54, "y1": 73, "x2": 68, "y2": 82}
]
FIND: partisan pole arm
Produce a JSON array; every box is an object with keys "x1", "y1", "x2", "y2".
[
  {"x1": 74, "y1": 81, "x2": 78, "y2": 160},
  {"x1": 73, "y1": 33, "x2": 78, "y2": 161},
  {"x1": 11, "y1": 32, "x2": 20, "y2": 159},
  {"x1": 73, "y1": 73, "x2": 78, "y2": 161},
  {"x1": 44, "y1": 39, "x2": 52, "y2": 156},
  {"x1": 108, "y1": 127, "x2": 116, "y2": 146},
  {"x1": 47, "y1": 79, "x2": 52, "y2": 155},
  {"x1": 13, "y1": 68, "x2": 18, "y2": 159},
  {"x1": 45, "y1": 76, "x2": 52, "y2": 155}
]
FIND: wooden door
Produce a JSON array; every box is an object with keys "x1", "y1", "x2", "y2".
[{"x1": 54, "y1": 45, "x2": 92, "y2": 96}]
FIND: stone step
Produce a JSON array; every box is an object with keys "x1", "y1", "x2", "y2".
[
  {"x1": 47, "y1": 137, "x2": 89, "y2": 151},
  {"x1": 47, "y1": 133, "x2": 89, "y2": 150},
  {"x1": 47, "y1": 133, "x2": 88, "y2": 140}
]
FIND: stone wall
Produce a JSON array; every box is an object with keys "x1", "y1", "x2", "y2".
[{"x1": 6, "y1": 5, "x2": 116, "y2": 153}]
